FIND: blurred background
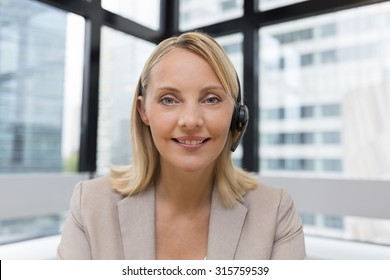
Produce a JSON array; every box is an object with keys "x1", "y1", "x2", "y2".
[{"x1": 0, "y1": 0, "x2": 389, "y2": 259}]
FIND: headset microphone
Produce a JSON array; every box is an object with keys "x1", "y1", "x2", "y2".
[{"x1": 230, "y1": 75, "x2": 249, "y2": 152}]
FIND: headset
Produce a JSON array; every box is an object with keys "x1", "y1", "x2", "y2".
[{"x1": 230, "y1": 75, "x2": 249, "y2": 152}]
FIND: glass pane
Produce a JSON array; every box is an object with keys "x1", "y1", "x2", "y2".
[
  {"x1": 302, "y1": 213, "x2": 390, "y2": 246},
  {"x1": 259, "y1": 0, "x2": 310, "y2": 11},
  {"x1": 0, "y1": 0, "x2": 84, "y2": 245},
  {"x1": 101, "y1": 0, "x2": 160, "y2": 30},
  {"x1": 259, "y1": 2, "x2": 390, "y2": 180},
  {"x1": 179, "y1": 0, "x2": 243, "y2": 31},
  {"x1": 216, "y1": 33, "x2": 244, "y2": 166},
  {"x1": 0, "y1": 0, "x2": 84, "y2": 173},
  {"x1": 97, "y1": 27, "x2": 156, "y2": 175},
  {"x1": 0, "y1": 213, "x2": 66, "y2": 245},
  {"x1": 259, "y1": 2, "x2": 390, "y2": 247}
]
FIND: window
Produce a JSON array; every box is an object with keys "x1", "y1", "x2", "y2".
[
  {"x1": 273, "y1": 28, "x2": 313, "y2": 44},
  {"x1": 300, "y1": 213, "x2": 316, "y2": 225},
  {"x1": 320, "y1": 23, "x2": 337, "y2": 37},
  {"x1": 0, "y1": 0, "x2": 84, "y2": 174},
  {"x1": 0, "y1": 213, "x2": 66, "y2": 245},
  {"x1": 300, "y1": 53, "x2": 314, "y2": 67},
  {"x1": 216, "y1": 33, "x2": 244, "y2": 166},
  {"x1": 259, "y1": 3, "x2": 390, "y2": 180},
  {"x1": 320, "y1": 50, "x2": 337, "y2": 64},
  {"x1": 101, "y1": 0, "x2": 160, "y2": 30},
  {"x1": 322, "y1": 131, "x2": 341, "y2": 144},
  {"x1": 262, "y1": 107, "x2": 285, "y2": 120},
  {"x1": 0, "y1": 0, "x2": 85, "y2": 244},
  {"x1": 322, "y1": 159, "x2": 342, "y2": 172},
  {"x1": 321, "y1": 104, "x2": 340, "y2": 117},
  {"x1": 216, "y1": 33, "x2": 244, "y2": 81},
  {"x1": 300, "y1": 105, "x2": 314, "y2": 118},
  {"x1": 97, "y1": 27, "x2": 156, "y2": 175},
  {"x1": 179, "y1": 0, "x2": 243, "y2": 30},
  {"x1": 259, "y1": 0, "x2": 310, "y2": 11},
  {"x1": 260, "y1": 1, "x2": 390, "y2": 247}
]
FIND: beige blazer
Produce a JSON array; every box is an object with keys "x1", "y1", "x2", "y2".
[{"x1": 57, "y1": 176, "x2": 306, "y2": 260}]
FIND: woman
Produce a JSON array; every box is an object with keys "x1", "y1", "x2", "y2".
[{"x1": 57, "y1": 31, "x2": 306, "y2": 260}]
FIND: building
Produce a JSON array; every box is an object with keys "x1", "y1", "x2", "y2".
[{"x1": 0, "y1": 0, "x2": 69, "y2": 173}]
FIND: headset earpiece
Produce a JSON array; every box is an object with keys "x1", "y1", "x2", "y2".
[
  {"x1": 230, "y1": 75, "x2": 249, "y2": 152},
  {"x1": 230, "y1": 104, "x2": 249, "y2": 152}
]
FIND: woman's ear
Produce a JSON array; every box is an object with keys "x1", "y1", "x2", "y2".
[{"x1": 137, "y1": 96, "x2": 150, "y2": 125}]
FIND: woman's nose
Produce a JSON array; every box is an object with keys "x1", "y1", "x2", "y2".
[{"x1": 178, "y1": 103, "x2": 204, "y2": 129}]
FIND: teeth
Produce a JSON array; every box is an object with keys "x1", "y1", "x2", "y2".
[{"x1": 178, "y1": 139, "x2": 204, "y2": 145}]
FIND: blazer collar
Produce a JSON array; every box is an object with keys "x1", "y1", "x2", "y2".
[
  {"x1": 118, "y1": 186, "x2": 156, "y2": 259},
  {"x1": 207, "y1": 186, "x2": 248, "y2": 260},
  {"x1": 117, "y1": 185, "x2": 248, "y2": 260}
]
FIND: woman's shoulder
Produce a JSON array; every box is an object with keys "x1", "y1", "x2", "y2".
[
  {"x1": 72, "y1": 175, "x2": 124, "y2": 206},
  {"x1": 242, "y1": 181, "x2": 293, "y2": 210}
]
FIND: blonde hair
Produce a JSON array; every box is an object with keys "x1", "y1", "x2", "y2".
[{"x1": 110, "y1": 31, "x2": 257, "y2": 208}]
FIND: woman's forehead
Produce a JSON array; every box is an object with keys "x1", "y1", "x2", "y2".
[{"x1": 149, "y1": 49, "x2": 219, "y2": 83}]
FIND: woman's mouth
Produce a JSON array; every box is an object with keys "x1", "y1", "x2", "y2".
[{"x1": 173, "y1": 137, "x2": 210, "y2": 146}]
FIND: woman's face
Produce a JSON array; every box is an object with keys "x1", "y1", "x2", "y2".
[{"x1": 137, "y1": 48, "x2": 234, "y2": 173}]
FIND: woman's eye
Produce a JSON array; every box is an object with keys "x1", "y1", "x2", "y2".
[
  {"x1": 205, "y1": 96, "x2": 221, "y2": 104},
  {"x1": 159, "y1": 97, "x2": 176, "y2": 105}
]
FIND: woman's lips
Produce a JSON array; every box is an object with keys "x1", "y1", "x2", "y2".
[{"x1": 173, "y1": 137, "x2": 210, "y2": 146}]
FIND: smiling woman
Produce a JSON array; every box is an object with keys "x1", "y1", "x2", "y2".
[{"x1": 57, "y1": 31, "x2": 306, "y2": 260}]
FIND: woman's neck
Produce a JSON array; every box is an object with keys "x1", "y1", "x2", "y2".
[{"x1": 155, "y1": 164, "x2": 214, "y2": 212}]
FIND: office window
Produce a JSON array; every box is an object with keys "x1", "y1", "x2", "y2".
[
  {"x1": 259, "y1": 2, "x2": 390, "y2": 180},
  {"x1": 216, "y1": 33, "x2": 243, "y2": 82},
  {"x1": 97, "y1": 27, "x2": 155, "y2": 175},
  {"x1": 322, "y1": 131, "x2": 341, "y2": 144},
  {"x1": 285, "y1": 133, "x2": 300, "y2": 145},
  {"x1": 260, "y1": 1, "x2": 390, "y2": 246},
  {"x1": 101, "y1": 0, "x2": 160, "y2": 30},
  {"x1": 262, "y1": 107, "x2": 285, "y2": 120},
  {"x1": 324, "y1": 216, "x2": 344, "y2": 229},
  {"x1": 263, "y1": 158, "x2": 315, "y2": 171},
  {"x1": 320, "y1": 49, "x2": 337, "y2": 64},
  {"x1": 285, "y1": 158, "x2": 315, "y2": 171},
  {"x1": 320, "y1": 23, "x2": 337, "y2": 37},
  {"x1": 300, "y1": 53, "x2": 314, "y2": 67},
  {"x1": 216, "y1": 33, "x2": 244, "y2": 166},
  {"x1": 263, "y1": 158, "x2": 285, "y2": 170},
  {"x1": 262, "y1": 133, "x2": 282, "y2": 145},
  {"x1": 273, "y1": 28, "x2": 313, "y2": 44},
  {"x1": 0, "y1": 0, "x2": 84, "y2": 244},
  {"x1": 259, "y1": 0, "x2": 310, "y2": 11},
  {"x1": 321, "y1": 104, "x2": 340, "y2": 117},
  {"x1": 179, "y1": 0, "x2": 243, "y2": 31},
  {"x1": 300, "y1": 213, "x2": 316, "y2": 225},
  {"x1": 261, "y1": 131, "x2": 316, "y2": 146},
  {"x1": 303, "y1": 213, "x2": 346, "y2": 235},
  {"x1": 322, "y1": 159, "x2": 342, "y2": 172},
  {"x1": 0, "y1": 213, "x2": 66, "y2": 245},
  {"x1": 302, "y1": 132, "x2": 315, "y2": 144},
  {"x1": 0, "y1": 0, "x2": 84, "y2": 173},
  {"x1": 300, "y1": 105, "x2": 314, "y2": 118}
]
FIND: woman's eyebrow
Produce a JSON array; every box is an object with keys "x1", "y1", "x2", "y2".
[
  {"x1": 156, "y1": 86, "x2": 180, "y2": 92},
  {"x1": 202, "y1": 85, "x2": 225, "y2": 91},
  {"x1": 200, "y1": 86, "x2": 227, "y2": 96},
  {"x1": 156, "y1": 85, "x2": 225, "y2": 93}
]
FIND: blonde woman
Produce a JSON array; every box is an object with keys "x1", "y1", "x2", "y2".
[{"x1": 57, "y1": 31, "x2": 306, "y2": 260}]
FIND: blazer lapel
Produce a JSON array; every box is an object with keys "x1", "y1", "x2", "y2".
[
  {"x1": 207, "y1": 187, "x2": 248, "y2": 260},
  {"x1": 117, "y1": 185, "x2": 247, "y2": 260},
  {"x1": 117, "y1": 186, "x2": 156, "y2": 259}
]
